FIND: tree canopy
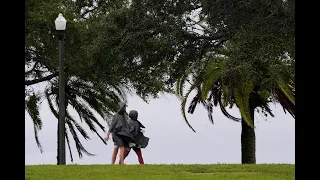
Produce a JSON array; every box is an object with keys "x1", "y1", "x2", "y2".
[
  {"x1": 25, "y1": 0, "x2": 169, "y2": 161},
  {"x1": 25, "y1": 0, "x2": 295, "y2": 162}
]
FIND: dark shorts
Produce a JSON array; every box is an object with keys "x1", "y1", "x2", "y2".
[{"x1": 112, "y1": 134, "x2": 130, "y2": 147}]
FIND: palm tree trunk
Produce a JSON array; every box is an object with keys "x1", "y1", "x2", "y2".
[
  {"x1": 241, "y1": 95, "x2": 257, "y2": 164},
  {"x1": 241, "y1": 117, "x2": 256, "y2": 164}
]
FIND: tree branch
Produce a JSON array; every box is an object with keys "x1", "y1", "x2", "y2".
[{"x1": 25, "y1": 72, "x2": 59, "y2": 86}]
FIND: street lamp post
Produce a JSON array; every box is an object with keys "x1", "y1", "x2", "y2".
[{"x1": 55, "y1": 13, "x2": 67, "y2": 165}]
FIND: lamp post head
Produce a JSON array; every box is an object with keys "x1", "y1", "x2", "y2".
[{"x1": 55, "y1": 13, "x2": 67, "y2": 31}]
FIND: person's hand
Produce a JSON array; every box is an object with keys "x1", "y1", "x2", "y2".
[{"x1": 104, "y1": 136, "x2": 109, "y2": 142}]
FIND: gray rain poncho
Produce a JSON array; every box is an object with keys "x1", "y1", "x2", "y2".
[
  {"x1": 109, "y1": 102, "x2": 135, "y2": 147},
  {"x1": 128, "y1": 110, "x2": 149, "y2": 148}
]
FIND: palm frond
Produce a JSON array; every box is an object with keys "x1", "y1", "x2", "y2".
[
  {"x1": 65, "y1": 128, "x2": 74, "y2": 162},
  {"x1": 45, "y1": 89, "x2": 59, "y2": 119},
  {"x1": 71, "y1": 83, "x2": 117, "y2": 118},
  {"x1": 46, "y1": 87, "x2": 96, "y2": 159},
  {"x1": 75, "y1": 89, "x2": 111, "y2": 119},
  {"x1": 218, "y1": 98, "x2": 241, "y2": 121},
  {"x1": 68, "y1": 97, "x2": 107, "y2": 144},
  {"x1": 275, "y1": 88, "x2": 295, "y2": 118},
  {"x1": 66, "y1": 111, "x2": 90, "y2": 140},
  {"x1": 69, "y1": 79, "x2": 124, "y2": 106},
  {"x1": 26, "y1": 93, "x2": 43, "y2": 153},
  {"x1": 261, "y1": 104, "x2": 275, "y2": 117},
  {"x1": 83, "y1": 81, "x2": 121, "y2": 113},
  {"x1": 202, "y1": 100, "x2": 214, "y2": 124},
  {"x1": 205, "y1": 80, "x2": 240, "y2": 122},
  {"x1": 212, "y1": 81, "x2": 222, "y2": 106},
  {"x1": 221, "y1": 85, "x2": 233, "y2": 107},
  {"x1": 277, "y1": 78, "x2": 295, "y2": 106},
  {"x1": 201, "y1": 65, "x2": 222, "y2": 101},
  {"x1": 66, "y1": 116, "x2": 95, "y2": 158},
  {"x1": 188, "y1": 89, "x2": 201, "y2": 114},
  {"x1": 176, "y1": 78, "x2": 183, "y2": 98},
  {"x1": 176, "y1": 72, "x2": 190, "y2": 99},
  {"x1": 104, "y1": 83, "x2": 127, "y2": 102},
  {"x1": 234, "y1": 82, "x2": 254, "y2": 128},
  {"x1": 45, "y1": 77, "x2": 127, "y2": 161},
  {"x1": 180, "y1": 84, "x2": 197, "y2": 132}
]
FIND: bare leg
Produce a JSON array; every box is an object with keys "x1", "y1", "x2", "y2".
[
  {"x1": 119, "y1": 149, "x2": 130, "y2": 164},
  {"x1": 111, "y1": 146, "x2": 118, "y2": 165},
  {"x1": 133, "y1": 147, "x2": 144, "y2": 164},
  {"x1": 119, "y1": 146, "x2": 125, "y2": 164}
]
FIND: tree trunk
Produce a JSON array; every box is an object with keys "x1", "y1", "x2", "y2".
[
  {"x1": 241, "y1": 116, "x2": 256, "y2": 164},
  {"x1": 241, "y1": 94, "x2": 258, "y2": 164}
]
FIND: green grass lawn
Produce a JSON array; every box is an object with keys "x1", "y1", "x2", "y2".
[{"x1": 26, "y1": 164, "x2": 294, "y2": 180}]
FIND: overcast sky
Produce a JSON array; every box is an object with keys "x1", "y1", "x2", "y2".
[{"x1": 25, "y1": 83, "x2": 295, "y2": 165}]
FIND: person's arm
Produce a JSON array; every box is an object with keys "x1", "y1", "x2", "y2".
[
  {"x1": 104, "y1": 116, "x2": 117, "y2": 141},
  {"x1": 104, "y1": 131, "x2": 111, "y2": 141}
]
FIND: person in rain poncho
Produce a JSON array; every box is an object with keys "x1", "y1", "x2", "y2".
[
  {"x1": 121, "y1": 110, "x2": 149, "y2": 164},
  {"x1": 104, "y1": 102, "x2": 135, "y2": 164}
]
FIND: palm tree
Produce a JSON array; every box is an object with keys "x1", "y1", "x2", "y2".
[
  {"x1": 176, "y1": 46, "x2": 295, "y2": 164},
  {"x1": 25, "y1": 76, "x2": 127, "y2": 163}
]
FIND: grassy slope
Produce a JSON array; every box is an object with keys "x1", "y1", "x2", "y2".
[{"x1": 26, "y1": 164, "x2": 294, "y2": 180}]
